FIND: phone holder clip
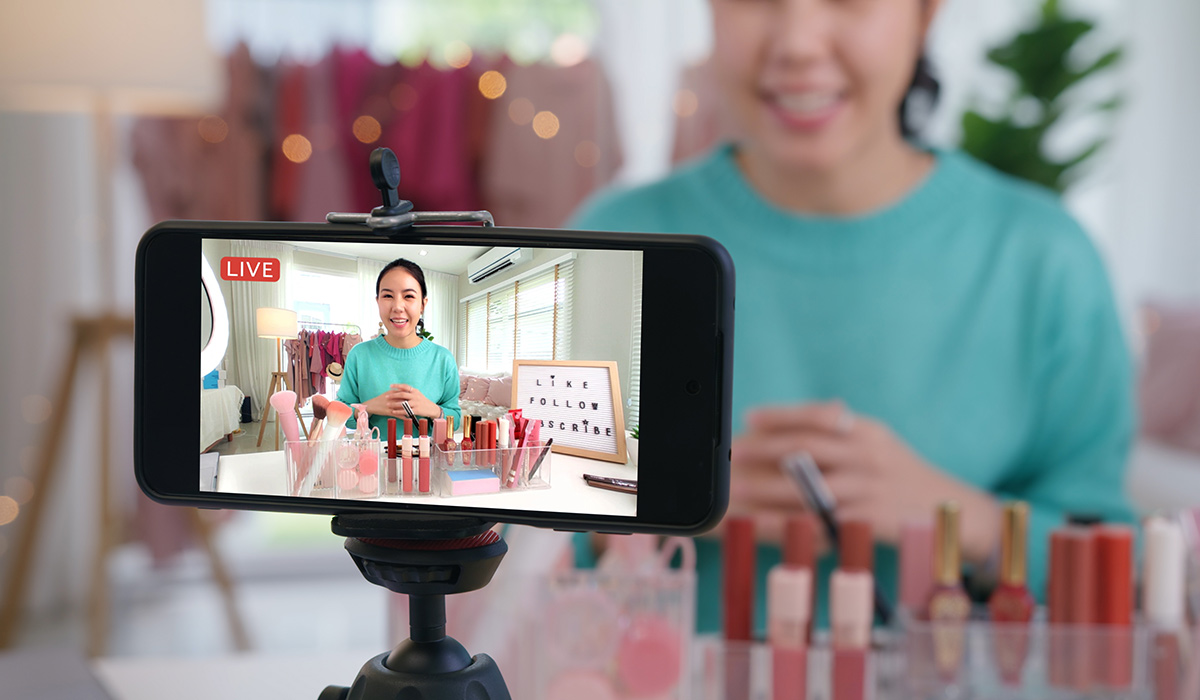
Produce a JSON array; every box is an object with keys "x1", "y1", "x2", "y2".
[{"x1": 326, "y1": 148, "x2": 494, "y2": 233}]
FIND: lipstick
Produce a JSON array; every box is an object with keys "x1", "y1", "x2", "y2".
[
  {"x1": 723, "y1": 517, "x2": 755, "y2": 700},
  {"x1": 988, "y1": 502, "x2": 1034, "y2": 685},
  {"x1": 1143, "y1": 517, "x2": 1185, "y2": 700},
  {"x1": 460, "y1": 415, "x2": 474, "y2": 465},
  {"x1": 418, "y1": 418, "x2": 430, "y2": 494},
  {"x1": 401, "y1": 418, "x2": 414, "y2": 493},
  {"x1": 899, "y1": 519, "x2": 935, "y2": 622},
  {"x1": 433, "y1": 416, "x2": 447, "y2": 446},
  {"x1": 1095, "y1": 525, "x2": 1134, "y2": 690},
  {"x1": 927, "y1": 502, "x2": 970, "y2": 681},
  {"x1": 1064, "y1": 526, "x2": 1097, "y2": 691},
  {"x1": 831, "y1": 520, "x2": 873, "y2": 700},
  {"x1": 387, "y1": 418, "x2": 398, "y2": 494},
  {"x1": 768, "y1": 519, "x2": 812, "y2": 700}
]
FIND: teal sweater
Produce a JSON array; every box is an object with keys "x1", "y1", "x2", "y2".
[
  {"x1": 336, "y1": 336, "x2": 462, "y2": 438},
  {"x1": 569, "y1": 144, "x2": 1135, "y2": 633}
]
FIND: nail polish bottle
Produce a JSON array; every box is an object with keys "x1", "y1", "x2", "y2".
[
  {"x1": 926, "y1": 501, "x2": 971, "y2": 681},
  {"x1": 460, "y1": 414, "x2": 474, "y2": 465},
  {"x1": 441, "y1": 415, "x2": 458, "y2": 461},
  {"x1": 988, "y1": 502, "x2": 1034, "y2": 685}
]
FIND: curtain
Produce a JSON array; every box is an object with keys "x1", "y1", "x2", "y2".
[
  {"x1": 228, "y1": 241, "x2": 292, "y2": 416},
  {"x1": 423, "y1": 268, "x2": 459, "y2": 355},
  {"x1": 356, "y1": 257, "x2": 386, "y2": 339}
]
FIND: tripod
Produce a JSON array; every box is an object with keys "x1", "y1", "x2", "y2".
[{"x1": 318, "y1": 514, "x2": 511, "y2": 700}]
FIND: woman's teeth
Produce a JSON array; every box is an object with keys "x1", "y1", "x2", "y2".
[{"x1": 775, "y1": 92, "x2": 840, "y2": 114}]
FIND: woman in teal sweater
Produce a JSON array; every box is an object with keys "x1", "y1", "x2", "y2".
[
  {"x1": 571, "y1": 0, "x2": 1134, "y2": 631},
  {"x1": 338, "y1": 258, "x2": 461, "y2": 439}
]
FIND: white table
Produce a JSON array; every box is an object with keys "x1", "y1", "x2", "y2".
[{"x1": 212, "y1": 447, "x2": 637, "y2": 518}]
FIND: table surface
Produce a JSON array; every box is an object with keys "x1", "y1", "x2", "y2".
[{"x1": 212, "y1": 445, "x2": 638, "y2": 518}]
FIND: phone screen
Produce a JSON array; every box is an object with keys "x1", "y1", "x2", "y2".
[{"x1": 201, "y1": 237, "x2": 643, "y2": 519}]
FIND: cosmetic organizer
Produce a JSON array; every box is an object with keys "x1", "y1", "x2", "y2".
[
  {"x1": 518, "y1": 568, "x2": 696, "y2": 700},
  {"x1": 693, "y1": 620, "x2": 1186, "y2": 700},
  {"x1": 431, "y1": 443, "x2": 552, "y2": 497},
  {"x1": 285, "y1": 438, "x2": 383, "y2": 499}
]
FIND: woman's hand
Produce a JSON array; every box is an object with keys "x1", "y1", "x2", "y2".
[
  {"x1": 730, "y1": 401, "x2": 1001, "y2": 564},
  {"x1": 363, "y1": 384, "x2": 442, "y2": 420}
]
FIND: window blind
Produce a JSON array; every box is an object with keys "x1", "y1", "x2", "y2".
[
  {"x1": 627, "y1": 253, "x2": 642, "y2": 428},
  {"x1": 458, "y1": 259, "x2": 574, "y2": 373}
]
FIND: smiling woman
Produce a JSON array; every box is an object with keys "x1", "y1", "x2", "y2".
[{"x1": 336, "y1": 258, "x2": 463, "y2": 439}]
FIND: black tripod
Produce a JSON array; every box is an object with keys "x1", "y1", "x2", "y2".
[{"x1": 318, "y1": 514, "x2": 511, "y2": 700}]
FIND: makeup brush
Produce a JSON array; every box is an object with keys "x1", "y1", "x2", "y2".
[
  {"x1": 323, "y1": 401, "x2": 352, "y2": 440},
  {"x1": 270, "y1": 391, "x2": 301, "y2": 444},
  {"x1": 310, "y1": 395, "x2": 330, "y2": 440}
]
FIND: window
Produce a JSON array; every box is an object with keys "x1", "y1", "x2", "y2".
[
  {"x1": 458, "y1": 259, "x2": 574, "y2": 373},
  {"x1": 627, "y1": 254, "x2": 642, "y2": 428}
]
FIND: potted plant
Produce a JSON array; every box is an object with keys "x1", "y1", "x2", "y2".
[{"x1": 626, "y1": 424, "x2": 639, "y2": 468}]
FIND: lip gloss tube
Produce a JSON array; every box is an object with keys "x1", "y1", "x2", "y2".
[
  {"x1": 831, "y1": 521, "x2": 873, "y2": 700},
  {"x1": 767, "y1": 550, "x2": 811, "y2": 700},
  {"x1": 1047, "y1": 528, "x2": 1071, "y2": 688},
  {"x1": 1143, "y1": 517, "x2": 1185, "y2": 700},
  {"x1": 386, "y1": 418, "x2": 398, "y2": 495},
  {"x1": 899, "y1": 518, "x2": 935, "y2": 623},
  {"x1": 1095, "y1": 525, "x2": 1134, "y2": 690},
  {"x1": 418, "y1": 419, "x2": 430, "y2": 494},
  {"x1": 1064, "y1": 526, "x2": 1097, "y2": 691},
  {"x1": 440, "y1": 415, "x2": 457, "y2": 463},
  {"x1": 433, "y1": 416, "x2": 447, "y2": 447},
  {"x1": 926, "y1": 502, "x2": 970, "y2": 681},
  {"x1": 988, "y1": 502, "x2": 1034, "y2": 685},
  {"x1": 723, "y1": 517, "x2": 755, "y2": 700},
  {"x1": 401, "y1": 418, "x2": 414, "y2": 493},
  {"x1": 460, "y1": 415, "x2": 474, "y2": 466}
]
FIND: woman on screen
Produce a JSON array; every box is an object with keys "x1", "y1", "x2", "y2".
[
  {"x1": 338, "y1": 258, "x2": 462, "y2": 437},
  {"x1": 571, "y1": 0, "x2": 1134, "y2": 630}
]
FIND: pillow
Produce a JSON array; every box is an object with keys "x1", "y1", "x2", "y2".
[
  {"x1": 460, "y1": 374, "x2": 469, "y2": 394},
  {"x1": 1140, "y1": 301, "x2": 1200, "y2": 454},
  {"x1": 485, "y1": 375, "x2": 513, "y2": 407},
  {"x1": 463, "y1": 375, "x2": 490, "y2": 403}
]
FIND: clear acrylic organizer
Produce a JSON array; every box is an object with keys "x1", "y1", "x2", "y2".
[
  {"x1": 285, "y1": 438, "x2": 383, "y2": 499},
  {"x1": 432, "y1": 443, "x2": 552, "y2": 497}
]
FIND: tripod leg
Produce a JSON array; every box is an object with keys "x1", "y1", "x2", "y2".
[
  {"x1": 256, "y1": 374, "x2": 279, "y2": 447},
  {"x1": 87, "y1": 331, "x2": 114, "y2": 657},
  {"x1": 187, "y1": 508, "x2": 250, "y2": 651},
  {"x1": 0, "y1": 326, "x2": 85, "y2": 648}
]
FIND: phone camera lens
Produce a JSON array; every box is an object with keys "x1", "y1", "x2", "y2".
[{"x1": 685, "y1": 380, "x2": 701, "y2": 395}]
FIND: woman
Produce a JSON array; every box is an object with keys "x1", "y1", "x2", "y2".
[
  {"x1": 338, "y1": 258, "x2": 462, "y2": 438},
  {"x1": 571, "y1": 0, "x2": 1134, "y2": 631}
]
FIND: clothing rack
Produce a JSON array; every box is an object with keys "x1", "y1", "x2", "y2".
[{"x1": 299, "y1": 320, "x2": 361, "y2": 334}]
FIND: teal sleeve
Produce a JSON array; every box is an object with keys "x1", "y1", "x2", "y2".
[
  {"x1": 337, "y1": 347, "x2": 362, "y2": 430},
  {"x1": 439, "y1": 357, "x2": 462, "y2": 426},
  {"x1": 997, "y1": 231, "x2": 1136, "y2": 602}
]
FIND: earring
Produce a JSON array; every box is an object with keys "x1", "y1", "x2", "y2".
[
  {"x1": 378, "y1": 321, "x2": 386, "y2": 337},
  {"x1": 417, "y1": 318, "x2": 426, "y2": 335}
]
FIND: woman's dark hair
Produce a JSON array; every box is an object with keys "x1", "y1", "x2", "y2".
[
  {"x1": 376, "y1": 258, "x2": 427, "y2": 298},
  {"x1": 899, "y1": 54, "x2": 940, "y2": 140}
]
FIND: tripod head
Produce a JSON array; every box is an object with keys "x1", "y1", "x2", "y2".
[{"x1": 319, "y1": 514, "x2": 512, "y2": 700}]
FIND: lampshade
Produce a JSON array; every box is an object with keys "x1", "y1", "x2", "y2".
[
  {"x1": 257, "y1": 308, "x2": 298, "y2": 340},
  {"x1": 0, "y1": 0, "x2": 220, "y2": 114}
]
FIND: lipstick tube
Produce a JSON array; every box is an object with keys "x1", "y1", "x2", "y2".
[
  {"x1": 1143, "y1": 517, "x2": 1185, "y2": 700},
  {"x1": 1046, "y1": 528, "x2": 1071, "y2": 688},
  {"x1": 723, "y1": 517, "x2": 755, "y2": 700},
  {"x1": 401, "y1": 418, "x2": 414, "y2": 493},
  {"x1": 386, "y1": 418, "x2": 398, "y2": 494},
  {"x1": 927, "y1": 502, "x2": 970, "y2": 681},
  {"x1": 988, "y1": 502, "x2": 1034, "y2": 685},
  {"x1": 899, "y1": 518, "x2": 935, "y2": 623},
  {"x1": 1064, "y1": 526, "x2": 1097, "y2": 691},
  {"x1": 831, "y1": 520, "x2": 873, "y2": 700},
  {"x1": 418, "y1": 419, "x2": 431, "y2": 494},
  {"x1": 767, "y1": 561, "x2": 811, "y2": 700},
  {"x1": 1096, "y1": 525, "x2": 1134, "y2": 690}
]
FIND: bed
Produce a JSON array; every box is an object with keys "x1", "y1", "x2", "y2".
[{"x1": 201, "y1": 385, "x2": 245, "y2": 453}]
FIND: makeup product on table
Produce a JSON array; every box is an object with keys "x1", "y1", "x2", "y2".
[
  {"x1": 1096, "y1": 524, "x2": 1135, "y2": 690},
  {"x1": 899, "y1": 518, "x2": 935, "y2": 622},
  {"x1": 781, "y1": 452, "x2": 894, "y2": 624},
  {"x1": 498, "y1": 418, "x2": 512, "y2": 482},
  {"x1": 401, "y1": 417, "x2": 414, "y2": 493},
  {"x1": 583, "y1": 474, "x2": 637, "y2": 495},
  {"x1": 442, "y1": 468, "x2": 500, "y2": 495},
  {"x1": 308, "y1": 400, "x2": 352, "y2": 492},
  {"x1": 831, "y1": 521, "x2": 873, "y2": 700},
  {"x1": 1143, "y1": 516, "x2": 1186, "y2": 700},
  {"x1": 309, "y1": 395, "x2": 329, "y2": 440},
  {"x1": 433, "y1": 416, "x2": 447, "y2": 446},
  {"x1": 386, "y1": 418, "x2": 398, "y2": 494},
  {"x1": 441, "y1": 415, "x2": 457, "y2": 456},
  {"x1": 987, "y1": 501, "x2": 1034, "y2": 685},
  {"x1": 926, "y1": 501, "x2": 970, "y2": 681},
  {"x1": 528, "y1": 439, "x2": 554, "y2": 481},
  {"x1": 723, "y1": 517, "x2": 755, "y2": 700},
  {"x1": 1063, "y1": 526, "x2": 1097, "y2": 691},
  {"x1": 418, "y1": 418, "x2": 431, "y2": 494},
  {"x1": 460, "y1": 415, "x2": 474, "y2": 465},
  {"x1": 768, "y1": 515, "x2": 815, "y2": 700}
]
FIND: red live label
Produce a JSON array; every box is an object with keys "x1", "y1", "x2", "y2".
[{"x1": 220, "y1": 257, "x2": 281, "y2": 282}]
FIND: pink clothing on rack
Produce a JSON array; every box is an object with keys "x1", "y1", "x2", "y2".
[
  {"x1": 342, "y1": 332, "x2": 362, "y2": 357},
  {"x1": 308, "y1": 331, "x2": 326, "y2": 395},
  {"x1": 324, "y1": 331, "x2": 344, "y2": 367},
  {"x1": 479, "y1": 58, "x2": 623, "y2": 228}
]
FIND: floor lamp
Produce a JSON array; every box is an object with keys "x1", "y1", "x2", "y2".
[{"x1": 255, "y1": 307, "x2": 309, "y2": 449}]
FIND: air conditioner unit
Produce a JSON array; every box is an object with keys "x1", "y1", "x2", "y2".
[{"x1": 467, "y1": 246, "x2": 532, "y2": 284}]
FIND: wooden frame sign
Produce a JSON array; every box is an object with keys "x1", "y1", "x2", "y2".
[{"x1": 511, "y1": 360, "x2": 627, "y2": 464}]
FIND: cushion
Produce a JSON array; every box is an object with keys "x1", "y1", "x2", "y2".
[
  {"x1": 485, "y1": 375, "x2": 513, "y2": 407},
  {"x1": 463, "y1": 375, "x2": 490, "y2": 402}
]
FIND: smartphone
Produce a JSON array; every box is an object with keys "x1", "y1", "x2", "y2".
[{"x1": 136, "y1": 220, "x2": 733, "y2": 535}]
